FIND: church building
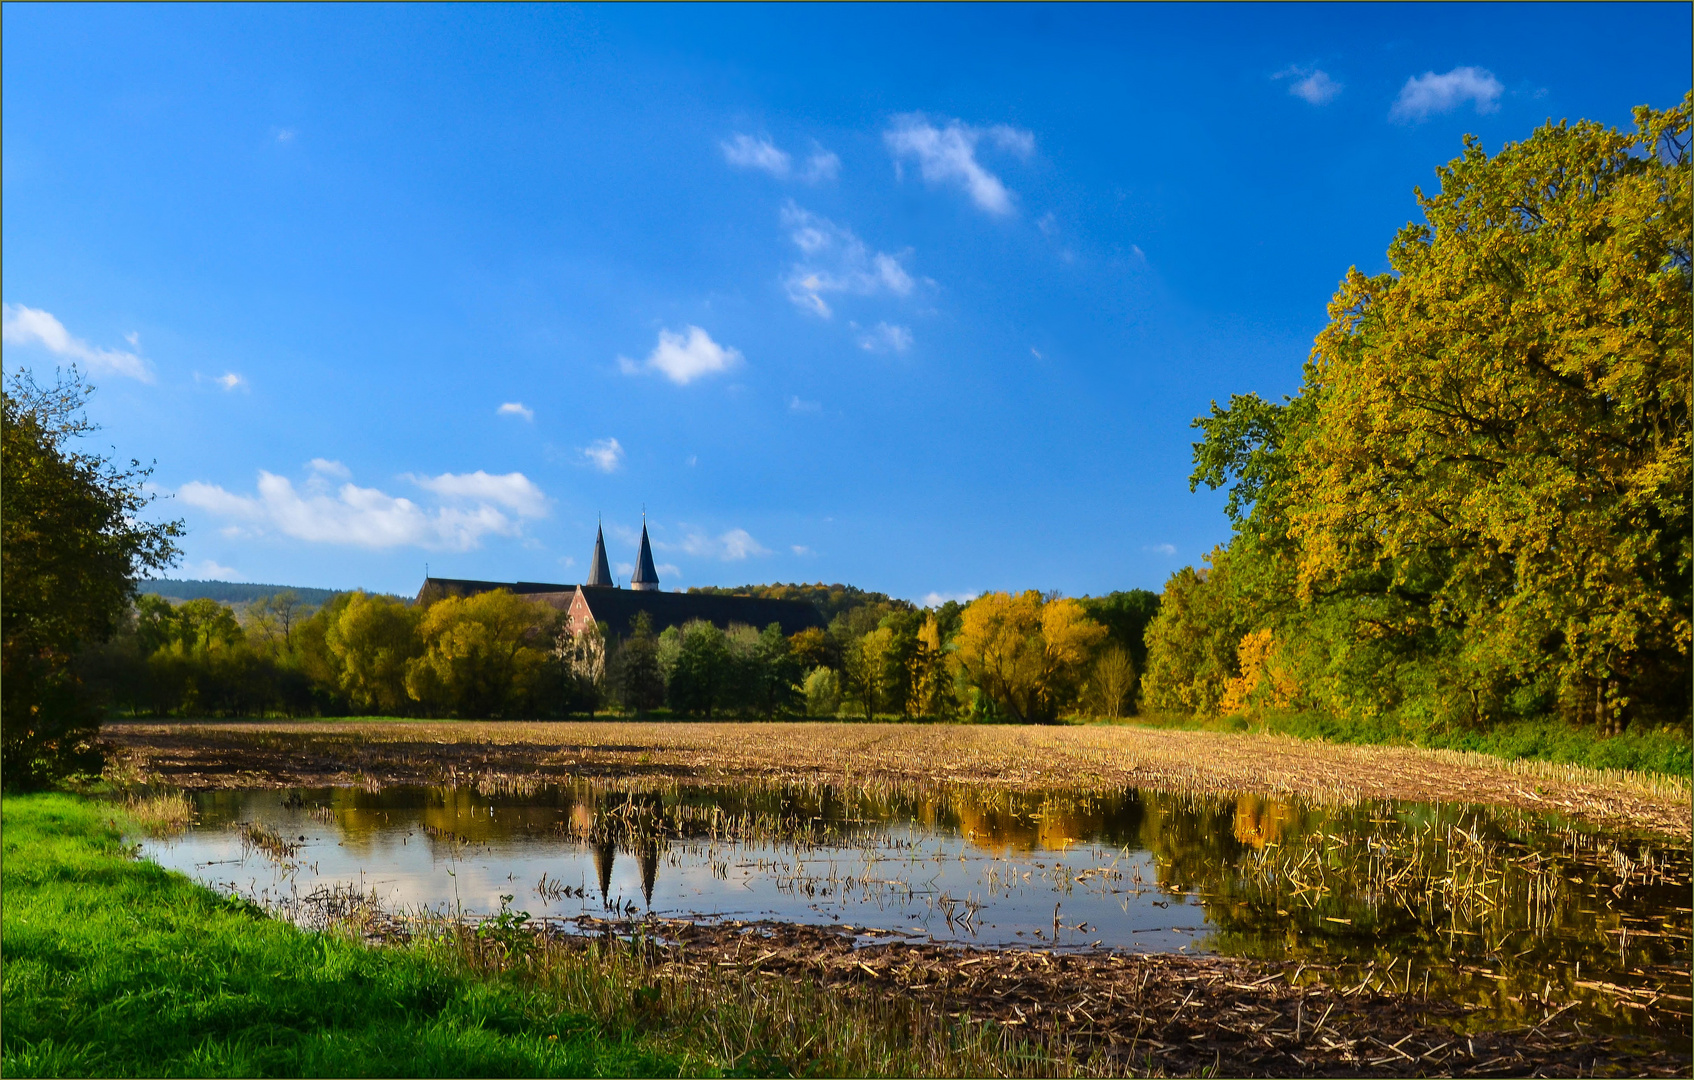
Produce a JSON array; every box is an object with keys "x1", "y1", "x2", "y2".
[{"x1": 416, "y1": 517, "x2": 824, "y2": 639}]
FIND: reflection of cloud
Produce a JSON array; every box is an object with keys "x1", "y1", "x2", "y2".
[{"x1": 1390, "y1": 66, "x2": 1502, "y2": 122}]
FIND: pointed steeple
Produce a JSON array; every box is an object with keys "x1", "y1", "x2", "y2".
[
  {"x1": 630, "y1": 515, "x2": 659, "y2": 591},
  {"x1": 587, "y1": 518, "x2": 613, "y2": 587}
]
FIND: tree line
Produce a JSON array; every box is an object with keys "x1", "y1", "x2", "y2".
[
  {"x1": 1139, "y1": 98, "x2": 1691, "y2": 740},
  {"x1": 76, "y1": 582, "x2": 1164, "y2": 726}
]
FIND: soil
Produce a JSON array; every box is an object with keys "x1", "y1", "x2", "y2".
[
  {"x1": 105, "y1": 719, "x2": 1691, "y2": 839},
  {"x1": 368, "y1": 912, "x2": 1693, "y2": 1078}
]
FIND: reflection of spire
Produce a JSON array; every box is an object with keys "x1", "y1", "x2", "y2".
[
  {"x1": 631, "y1": 515, "x2": 659, "y2": 592},
  {"x1": 593, "y1": 839, "x2": 616, "y2": 903},
  {"x1": 588, "y1": 519, "x2": 613, "y2": 587},
  {"x1": 639, "y1": 841, "x2": 660, "y2": 906}
]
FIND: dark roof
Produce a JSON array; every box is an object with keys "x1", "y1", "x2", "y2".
[
  {"x1": 588, "y1": 525, "x2": 614, "y2": 587},
  {"x1": 631, "y1": 522, "x2": 659, "y2": 588},
  {"x1": 417, "y1": 577, "x2": 574, "y2": 604},
  {"x1": 577, "y1": 586, "x2": 824, "y2": 638}
]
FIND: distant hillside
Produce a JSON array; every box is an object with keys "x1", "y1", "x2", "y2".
[
  {"x1": 686, "y1": 582, "x2": 915, "y2": 623},
  {"x1": 136, "y1": 579, "x2": 342, "y2": 606}
]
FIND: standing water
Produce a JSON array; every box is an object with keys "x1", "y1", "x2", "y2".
[{"x1": 138, "y1": 781, "x2": 1690, "y2": 1043}]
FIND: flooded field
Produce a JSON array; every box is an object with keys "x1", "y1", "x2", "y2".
[{"x1": 138, "y1": 781, "x2": 1691, "y2": 1045}]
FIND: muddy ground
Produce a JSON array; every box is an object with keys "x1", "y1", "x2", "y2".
[
  {"x1": 105, "y1": 720, "x2": 1691, "y2": 838},
  {"x1": 362, "y1": 913, "x2": 1689, "y2": 1078}
]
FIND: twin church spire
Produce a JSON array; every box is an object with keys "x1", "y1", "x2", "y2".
[{"x1": 586, "y1": 514, "x2": 659, "y2": 591}]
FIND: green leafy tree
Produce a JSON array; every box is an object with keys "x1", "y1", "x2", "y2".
[
  {"x1": 666, "y1": 620, "x2": 732, "y2": 717},
  {"x1": 404, "y1": 589, "x2": 557, "y2": 718},
  {"x1": 1175, "y1": 96, "x2": 1693, "y2": 734},
  {"x1": 325, "y1": 591, "x2": 421, "y2": 714},
  {"x1": 802, "y1": 665, "x2": 841, "y2": 717},
  {"x1": 611, "y1": 613, "x2": 666, "y2": 714},
  {"x1": 2, "y1": 368, "x2": 181, "y2": 787}
]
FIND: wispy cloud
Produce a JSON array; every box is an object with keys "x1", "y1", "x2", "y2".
[
  {"x1": 781, "y1": 203, "x2": 914, "y2": 318},
  {"x1": 921, "y1": 590, "x2": 980, "y2": 608},
  {"x1": 1390, "y1": 66, "x2": 1502, "y2": 122},
  {"x1": 619, "y1": 326, "x2": 743, "y2": 385},
  {"x1": 722, "y1": 134, "x2": 791, "y2": 177},
  {"x1": 655, "y1": 527, "x2": 771, "y2": 561},
  {"x1": 180, "y1": 465, "x2": 548, "y2": 551},
  {"x1": 580, "y1": 437, "x2": 624, "y2": 473},
  {"x1": 184, "y1": 559, "x2": 242, "y2": 580},
  {"x1": 857, "y1": 322, "x2": 912, "y2": 353},
  {"x1": 791, "y1": 544, "x2": 812, "y2": 556},
  {"x1": 1274, "y1": 66, "x2": 1343, "y2": 105},
  {"x1": 1143, "y1": 543, "x2": 1178, "y2": 557},
  {"x1": 2, "y1": 303, "x2": 154, "y2": 382},
  {"x1": 498, "y1": 401, "x2": 535, "y2": 421},
  {"x1": 883, "y1": 114, "x2": 1034, "y2": 215},
  {"x1": 722, "y1": 134, "x2": 840, "y2": 183},
  {"x1": 801, "y1": 147, "x2": 841, "y2": 183},
  {"x1": 215, "y1": 372, "x2": 246, "y2": 391},
  {"x1": 788, "y1": 396, "x2": 821, "y2": 412},
  {"x1": 308, "y1": 458, "x2": 351, "y2": 479}
]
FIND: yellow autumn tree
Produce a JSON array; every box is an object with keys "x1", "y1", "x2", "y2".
[
  {"x1": 951, "y1": 591, "x2": 1106, "y2": 722},
  {"x1": 1291, "y1": 97, "x2": 1691, "y2": 730}
]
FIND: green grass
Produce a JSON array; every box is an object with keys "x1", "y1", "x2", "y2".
[{"x1": 1, "y1": 793, "x2": 686, "y2": 1078}]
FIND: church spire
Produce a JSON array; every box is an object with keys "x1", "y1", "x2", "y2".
[
  {"x1": 587, "y1": 518, "x2": 613, "y2": 587},
  {"x1": 630, "y1": 514, "x2": 659, "y2": 591}
]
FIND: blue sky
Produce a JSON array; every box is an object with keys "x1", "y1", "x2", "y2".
[{"x1": 5, "y1": 4, "x2": 1688, "y2": 604}]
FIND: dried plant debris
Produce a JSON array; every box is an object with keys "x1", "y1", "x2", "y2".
[
  {"x1": 368, "y1": 913, "x2": 1692, "y2": 1078},
  {"x1": 104, "y1": 720, "x2": 1691, "y2": 838}
]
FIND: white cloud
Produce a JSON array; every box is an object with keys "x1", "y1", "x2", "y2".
[
  {"x1": 184, "y1": 559, "x2": 241, "y2": 580},
  {"x1": 722, "y1": 134, "x2": 839, "y2": 183},
  {"x1": 275, "y1": 128, "x2": 296, "y2": 143},
  {"x1": 883, "y1": 114, "x2": 1034, "y2": 215},
  {"x1": 2, "y1": 303, "x2": 154, "y2": 382},
  {"x1": 125, "y1": 331, "x2": 141, "y2": 347},
  {"x1": 655, "y1": 562, "x2": 682, "y2": 579},
  {"x1": 307, "y1": 458, "x2": 351, "y2": 479},
  {"x1": 801, "y1": 148, "x2": 841, "y2": 182},
  {"x1": 215, "y1": 372, "x2": 246, "y2": 391},
  {"x1": 619, "y1": 326, "x2": 743, "y2": 385},
  {"x1": 781, "y1": 203, "x2": 914, "y2": 318},
  {"x1": 1390, "y1": 66, "x2": 1503, "y2": 122},
  {"x1": 657, "y1": 527, "x2": 772, "y2": 562},
  {"x1": 580, "y1": 437, "x2": 624, "y2": 473},
  {"x1": 922, "y1": 590, "x2": 980, "y2": 608},
  {"x1": 858, "y1": 322, "x2": 912, "y2": 353},
  {"x1": 180, "y1": 465, "x2": 548, "y2": 552},
  {"x1": 788, "y1": 396, "x2": 821, "y2": 412},
  {"x1": 498, "y1": 402, "x2": 535, "y2": 421},
  {"x1": 722, "y1": 134, "x2": 791, "y2": 177},
  {"x1": 1030, "y1": 347, "x2": 1045, "y2": 361},
  {"x1": 1274, "y1": 66, "x2": 1343, "y2": 105},
  {"x1": 408, "y1": 470, "x2": 549, "y2": 518},
  {"x1": 1144, "y1": 543, "x2": 1178, "y2": 557}
]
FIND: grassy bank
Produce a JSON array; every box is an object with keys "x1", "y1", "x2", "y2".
[
  {"x1": 1, "y1": 792, "x2": 686, "y2": 1077},
  {"x1": 2, "y1": 792, "x2": 1073, "y2": 1078}
]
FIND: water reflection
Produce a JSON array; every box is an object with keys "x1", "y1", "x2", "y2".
[{"x1": 142, "y1": 782, "x2": 1690, "y2": 1041}]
